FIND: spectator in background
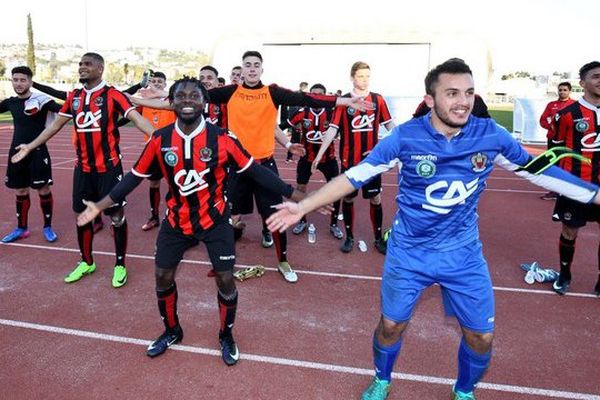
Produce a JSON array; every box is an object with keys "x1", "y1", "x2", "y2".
[{"x1": 539, "y1": 81, "x2": 575, "y2": 200}]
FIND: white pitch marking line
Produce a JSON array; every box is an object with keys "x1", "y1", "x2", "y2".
[
  {"x1": 2, "y1": 242, "x2": 597, "y2": 298},
  {"x1": 0, "y1": 318, "x2": 597, "y2": 399}
]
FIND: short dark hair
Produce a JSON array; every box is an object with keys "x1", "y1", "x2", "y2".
[
  {"x1": 558, "y1": 81, "x2": 572, "y2": 90},
  {"x1": 200, "y1": 65, "x2": 219, "y2": 76},
  {"x1": 168, "y1": 76, "x2": 210, "y2": 103},
  {"x1": 217, "y1": 77, "x2": 226, "y2": 85},
  {"x1": 11, "y1": 66, "x2": 33, "y2": 78},
  {"x1": 310, "y1": 83, "x2": 326, "y2": 92},
  {"x1": 153, "y1": 71, "x2": 166, "y2": 80},
  {"x1": 242, "y1": 51, "x2": 263, "y2": 62},
  {"x1": 82, "y1": 52, "x2": 104, "y2": 65},
  {"x1": 231, "y1": 66, "x2": 241, "y2": 71},
  {"x1": 579, "y1": 61, "x2": 600, "y2": 80},
  {"x1": 424, "y1": 58, "x2": 473, "y2": 95}
]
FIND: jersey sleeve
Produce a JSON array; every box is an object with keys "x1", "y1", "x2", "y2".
[
  {"x1": 553, "y1": 111, "x2": 570, "y2": 144},
  {"x1": 111, "y1": 89, "x2": 136, "y2": 118},
  {"x1": 0, "y1": 99, "x2": 8, "y2": 113},
  {"x1": 225, "y1": 131, "x2": 254, "y2": 173},
  {"x1": 132, "y1": 136, "x2": 160, "y2": 177},
  {"x1": 539, "y1": 102, "x2": 553, "y2": 130},
  {"x1": 493, "y1": 125, "x2": 598, "y2": 204},
  {"x1": 269, "y1": 85, "x2": 337, "y2": 108},
  {"x1": 377, "y1": 95, "x2": 393, "y2": 125},
  {"x1": 58, "y1": 91, "x2": 75, "y2": 117},
  {"x1": 288, "y1": 109, "x2": 305, "y2": 126},
  {"x1": 344, "y1": 129, "x2": 402, "y2": 189},
  {"x1": 43, "y1": 100, "x2": 63, "y2": 114},
  {"x1": 329, "y1": 105, "x2": 345, "y2": 129}
]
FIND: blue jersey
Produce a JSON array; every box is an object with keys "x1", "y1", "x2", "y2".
[{"x1": 345, "y1": 115, "x2": 598, "y2": 251}]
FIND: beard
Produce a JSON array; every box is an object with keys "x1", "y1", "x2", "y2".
[
  {"x1": 177, "y1": 110, "x2": 203, "y2": 125},
  {"x1": 79, "y1": 77, "x2": 89, "y2": 84},
  {"x1": 432, "y1": 105, "x2": 469, "y2": 129}
]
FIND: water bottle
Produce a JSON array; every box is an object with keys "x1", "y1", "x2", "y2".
[{"x1": 307, "y1": 224, "x2": 316, "y2": 244}]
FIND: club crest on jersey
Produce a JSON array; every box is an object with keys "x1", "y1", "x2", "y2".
[
  {"x1": 470, "y1": 152, "x2": 487, "y2": 172},
  {"x1": 164, "y1": 151, "x2": 178, "y2": 167},
  {"x1": 416, "y1": 160, "x2": 436, "y2": 178},
  {"x1": 575, "y1": 119, "x2": 589, "y2": 133},
  {"x1": 303, "y1": 119, "x2": 311, "y2": 128},
  {"x1": 200, "y1": 147, "x2": 213, "y2": 162},
  {"x1": 213, "y1": 105, "x2": 220, "y2": 114},
  {"x1": 94, "y1": 97, "x2": 104, "y2": 107},
  {"x1": 72, "y1": 98, "x2": 80, "y2": 111},
  {"x1": 347, "y1": 107, "x2": 356, "y2": 115}
]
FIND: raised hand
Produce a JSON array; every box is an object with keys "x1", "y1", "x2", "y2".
[{"x1": 77, "y1": 200, "x2": 101, "y2": 226}]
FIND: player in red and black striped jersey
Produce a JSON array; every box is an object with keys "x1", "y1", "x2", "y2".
[
  {"x1": 279, "y1": 83, "x2": 343, "y2": 239},
  {"x1": 199, "y1": 65, "x2": 228, "y2": 128},
  {"x1": 314, "y1": 61, "x2": 396, "y2": 255},
  {"x1": 11, "y1": 52, "x2": 155, "y2": 289},
  {"x1": 75, "y1": 77, "x2": 301, "y2": 365},
  {"x1": 550, "y1": 61, "x2": 600, "y2": 296}
]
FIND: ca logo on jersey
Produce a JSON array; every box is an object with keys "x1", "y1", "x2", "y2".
[
  {"x1": 75, "y1": 110, "x2": 102, "y2": 132},
  {"x1": 351, "y1": 114, "x2": 375, "y2": 132},
  {"x1": 422, "y1": 178, "x2": 479, "y2": 214},
  {"x1": 305, "y1": 130, "x2": 324, "y2": 144},
  {"x1": 174, "y1": 169, "x2": 210, "y2": 196},
  {"x1": 580, "y1": 132, "x2": 600, "y2": 151}
]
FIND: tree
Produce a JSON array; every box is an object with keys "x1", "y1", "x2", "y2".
[
  {"x1": 123, "y1": 63, "x2": 129, "y2": 83},
  {"x1": 26, "y1": 14, "x2": 36, "y2": 74},
  {"x1": 0, "y1": 59, "x2": 6, "y2": 77}
]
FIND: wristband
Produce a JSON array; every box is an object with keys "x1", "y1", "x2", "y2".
[{"x1": 285, "y1": 142, "x2": 292, "y2": 150}]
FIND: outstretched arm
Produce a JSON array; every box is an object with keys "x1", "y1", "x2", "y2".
[
  {"x1": 267, "y1": 174, "x2": 355, "y2": 232},
  {"x1": 129, "y1": 95, "x2": 172, "y2": 110},
  {"x1": 77, "y1": 172, "x2": 144, "y2": 225},
  {"x1": 11, "y1": 114, "x2": 70, "y2": 163},
  {"x1": 311, "y1": 126, "x2": 338, "y2": 172},
  {"x1": 275, "y1": 125, "x2": 305, "y2": 157},
  {"x1": 126, "y1": 109, "x2": 155, "y2": 136}
]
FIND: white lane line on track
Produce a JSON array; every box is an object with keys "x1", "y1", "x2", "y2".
[
  {"x1": 2, "y1": 242, "x2": 597, "y2": 298},
  {"x1": 0, "y1": 318, "x2": 597, "y2": 399}
]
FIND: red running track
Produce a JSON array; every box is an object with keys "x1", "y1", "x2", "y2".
[{"x1": 0, "y1": 126, "x2": 598, "y2": 399}]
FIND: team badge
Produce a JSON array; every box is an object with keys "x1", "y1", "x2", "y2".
[
  {"x1": 94, "y1": 97, "x2": 104, "y2": 107},
  {"x1": 212, "y1": 105, "x2": 220, "y2": 114},
  {"x1": 164, "y1": 151, "x2": 178, "y2": 167},
  {"x1": 575, "y1": 119, "x2": 589, "y2": 133},
  {"x1": 303, "y1": 119, "x2": 311, "y2": 128},
  {"x1": 72, "y1": 98, "x2": 80, "y2": 111},
  {"x1": 153, "y1": 116, "x2": 159, "y2": 123},
  {"x1": 470, "y1": 152, "x2": 487, "y2": 172},
  {"x1": 200, "y1": 147, "x2": 213, "y2": 162},
  {"x1": 347, "y1": 107, "x2": 356, "y2": 115},
  {"x1": 416, "y1": 160, "x2": 436, "y2": 178}
]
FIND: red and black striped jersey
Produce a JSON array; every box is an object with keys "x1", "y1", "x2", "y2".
[
  {"x1": 553, "y1": 98, "x2": 600, "y2": 184},
  {"x1": 330, "y1": 92, "x2": 392, "y2": 169},
  {"x1": 203, "y1": 103, "x2": 228, "y2": 128},
  {"x1": 132, "y1": 119, "x2": 253, "y2": 234},
  {"x1": 287, "y1": 108, "x2": 336, "y2": 163},
  {"x1": 59, "y1": 81, "x2": 135, "y2": 173}
]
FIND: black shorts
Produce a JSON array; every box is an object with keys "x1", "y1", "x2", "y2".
[
  {"x1": 72, "y1": 165, "x2": 126, "y2": 214},
  {"x1": 553, "y1": 195, "x2": 600, "y2": 228},
  {"x1": 296, "y1": 157, "x2": 339, "y2": 185},
  {"x1": 229, "y1": 157, "x2": 282, "y2": 217},
  {"x1": 341, "y1": 166, "x2": 382, "y2": 199},
  {"x1": 155, "y1": 219, "x2": 235, "y2": 271},
  {"x1": 5, "y1": 145, "x2": 53, "y2": 189}
]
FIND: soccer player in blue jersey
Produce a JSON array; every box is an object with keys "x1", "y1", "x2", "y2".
[{"x1": 266, "y1": 59, "x2": 600, "y2": 400}]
